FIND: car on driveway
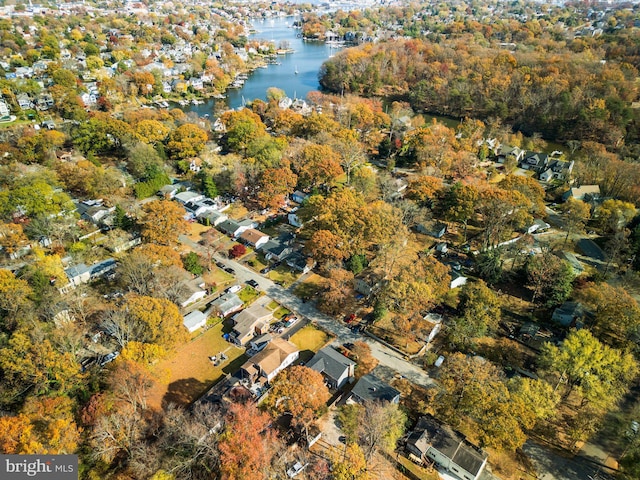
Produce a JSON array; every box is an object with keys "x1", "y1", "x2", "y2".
[{"x1": 283, "y1": 314, "x2": 299, "y2": 328}]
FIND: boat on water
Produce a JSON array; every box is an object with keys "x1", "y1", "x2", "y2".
[
  {"x1": 178, "y1": 99, "x2": 189, "y2": 106},
  {"x1": 294, "y1": 65, "x2": 299, "y2": 75},
  {"x1": 192, "y1": 99, "x2": 204, "y2": 105}
]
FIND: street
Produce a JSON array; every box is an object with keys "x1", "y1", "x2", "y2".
[{"x1": 179, "y1": 234, "x2": 434, "y2": 387}]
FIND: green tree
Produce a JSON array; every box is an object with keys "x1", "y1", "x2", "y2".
[
  {"x1": 442, "y1": 182, "x2": 478, "y2": 242},
  {"x1": 182, "y1": 252, "x2": 203, "y2": 275},
  {"x1": 539, "y1": 329, "x2": 637, "y2": 409},
  {"x1": 525, "y1": 253, "x2": 574, "y2": 306}
]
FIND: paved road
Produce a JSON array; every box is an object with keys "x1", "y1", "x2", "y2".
[
  {"x1": 179, "y1": 235, "x2": 433, "y2": 387},
  {"x1": 523, "y1": 440, "x2": 615, "y2": 480}
]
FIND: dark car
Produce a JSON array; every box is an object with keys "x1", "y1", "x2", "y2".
[
  {"x1": 216, "y1": 262, "x2": 225, "y2": 269},
  {"x1": 260, "y1": 266, "x2": 272, "y2": 274},
  {"x1": 246, "y1": 279, "x2": 259, "y2": 288},
  {"x1": 224, "y1": 267, "x2": 235, "y2": 275}
]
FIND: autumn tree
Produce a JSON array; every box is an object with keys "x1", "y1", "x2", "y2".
[
  {"x1": 575, "y1": 282, "x2": 640, "y2": 347},
  {"x1": 525, "y1": 252, "x2": 574, "y2": 306},
  {"x1": 441, "y1": 182, "x2": 478, "y2": 242},
  {"x1": 318, "y1": 267, "x2": 355, "y2": 316},
  {"x1": 0, "y1": 268, "x2": 32, "y2": 317},
  {"x1": 448, "y1": 280, "x2": 502, "y2": 347},
  {"x1": 478, "y1": 187, "x2": 531, "y2": 249},
  {"x1": 228, "y1": 244, "x2": 246, "y2": 259},
  {"x1": 220, "y1": 108, "x2": 268, "y2": 155},
  {"x1": 257, "y1": 165, "x2": 298, "y2": 209},
  {"x1": 305, "y1": 229, "x2": 348, "y2": 267},
  {"x1": 357, "y1": 401, "x2": 407, "y2": 460},
  {"x1": 595, "y1": 199, "x2": 636, "y2": 233},
  {"x1": 349, "y1": 341, "x2": 378, "y2": 377},
  {"x1": 166, "y1": 123, "x2": 208, "y2": 160},
  {"x1": 406, "y1": 175, "x2": 443, "y2": 208},
  {"x1": 135, "y1": 119, "x2": 170, "y2": 145},
  {"x1": 558, "y1": 197, "x2": 591, "y2": 245},
  {"x1": 218, "y1": 402, "x2": 279, "y2": 480},
  {"x1": 330, "y1": 443, "x2": 370, "y2": 480},
  {"x1": 498, "y1": 175, "x2": 546, "y2": 215},
  {"x1": 139, "y1": 200, "x2": 189, "y2": 246},
  {"x1": 295, "y1": 143, "x2": 343, "y2": 189},
  {"x1": 539, "y1": 329, "x2": 637, "y2": 410},
  {"x1": 264, "y1": 366, "x2": 330, "y2": 436}
]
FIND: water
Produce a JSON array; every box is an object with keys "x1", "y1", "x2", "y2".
[{"x1": 181, "y1": 16, "x2": 335, "y2": 116}]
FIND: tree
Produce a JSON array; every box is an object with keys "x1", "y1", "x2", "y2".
[
  {"x1": 135, "y1": 119, "x2": 170, "y2": 145},
  {"x1": 264, "y1": 366, "x2": 330, "y2": 436},
  {"x1": 182, "y1": 252, "x2": 204, "y2": 275},
  {"x1": 257, "y1": 166, "x2": 298, "y2": 209},
  {"x1": 305, "y1": 230, "x2": 348, "y2": 267},
  {"x1": 595, "y1": 199, "x2": 636, "y2": 233},
  {"x1": 330, "y1": 443, "x2": 370, "y2": 480},
  {"x1": 221, "y1": 108, "x2": 268, "y2": 154},
  {"x1": 539, "y1": 329, "x2": 637, "y2": 410},
  {"x1": 559, "y1": 198, "x2": 591, "y2": 245},
  {"x1": 448, "y1": 280, "x2": 502, "y2": 347},
  {"x1": 0, "y1": 268, "x2": 32, "y2": 317},
  {"x1": 406, "y1": 175, "x2": 443, "y2": 208},
  {"x1": 499, "y1": 175, "x2": 546, "y2": 214},
  {"x1": 121, "y1": 295, "x2": 188, "y2": 352},
  {"x1": 218, "y1": 402, "x2": 278, "y2": 480},
  {"x1": 478, "y1": 187, "x2": 531, "y2": 249},
  {"x1": 72, "y1": 113, "x2": 129, "y2": 155},
  {"x1": 295, "y1": 143, "x2": 343, "y2": 189},
  {"x1": 318, "y1": 268, "x2": 355, "y2": 316},
  {"x1": 525, "y1": 253, "x2": 574, "y2": 306},
  {"x1": 228, "y1": 244, "x2": 246, "y2": 259},
  {"x1": 575, "y1": 282, "x2": 640, "y2": 347},
  {"x1": 442, "y1": 182, "x2": 478, "y2": 241},
  {"x1": 335, "y1": 138, "x2": 367, "y2": 185},
  {"x1": 358, "y1": 402, "x2": 407, "y2": 460},
  {"x1": 349, "y1": 341, "x2": 377, "y2": 377},
  {"x1": 139, "y1": 200, "x2": 189, "y2": 246},
  {"x1": 166, "y1": 124, "x2": 208, "y2": 160}
]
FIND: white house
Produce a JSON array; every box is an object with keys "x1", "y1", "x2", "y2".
[{"x1": 183, "y1": 310, "x2": 207, "y2": 333}]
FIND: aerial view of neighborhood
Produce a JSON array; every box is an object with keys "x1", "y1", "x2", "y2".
[{"x1": 1, "y1": 0, "x2": 640, "y2": 478}]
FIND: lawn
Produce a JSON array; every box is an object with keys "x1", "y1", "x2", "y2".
[
  {"x1": 147, "y1": 323, "x2": 246, "y2": 409},
  {"x1": 237, "y1": 285, "x2": 260, "y2": 304},
  {"x1": 268, "y1": 264, "x2": 300, "y2": 288},
  {"x1": 202, "y1": 267, "x2": 234, "y2": 291},
  {"x1": 289, "y1": 324, "x2": 332, "y2": 362},
  {"x1": 246, "y1": 253, "x2": 269, "y2": 272},
  {"x1": 292, "y1": 273, "x2": 324, "y2": 300},
  {"x1": 186, "y1": 222, "x2": 211, "y2": 242},
  {"x1": 396, "y1": 454, "x2": 441, "y2": 480}
]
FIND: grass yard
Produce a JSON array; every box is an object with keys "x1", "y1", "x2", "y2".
[
  {"x1": 147, "y1": 323, "x2": 246, "y2": 409},
  {"x1": 202, "y1": 267, "x2": 234, "y2": 291},
  {"x1": 396, "y1": 454, "x2": 441, "y2": 480},
  {"x1": 246, "y1": 253, "x2": 268, "y2": 272},
  {"x1": 225, "y1": 203, "x2": 249, "y2": 220},
  {"x1": 237, "y1": 285, "x2": 260, "y2": 304},
  {"x1": 289, "y1": 324, "x2": 332, "y2": 362},
  {"x1": 186, "y1": 222, "x2": 211, "y2": 242},
  {"x1": 266, "y1": 300, "x2": 291, "y2": 319},
  {"x1": 268, "y1": 264, "x2": 299, "y2": 288}
]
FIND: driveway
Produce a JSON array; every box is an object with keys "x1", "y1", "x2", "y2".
[{"x1": 179, "y1": 235, "x2": 433, "y2": 388}]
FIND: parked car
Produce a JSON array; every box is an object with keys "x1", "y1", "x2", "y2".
[
  {"x1": 284, "y1": 315, "x2": 298, "y2": 328},
  {"x1": 227, "y1": 284, "x2": 242, "y2": 294},
  {"x1": 260, "y1": 266, "x2": 272, "y2": 274},
  {"x1": 345, "y1": 313, "x2": 357, "y2": 323},
  {"x1": 224, "y1": 267, "x2": 235, "y2": 275},
  {"x1": 246, "y1": 279, "x2": 259, "y2": 288}
]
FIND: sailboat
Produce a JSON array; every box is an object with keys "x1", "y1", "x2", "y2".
[{"x1": 294, "y1": 65, "x2": 299, "y2": 75}]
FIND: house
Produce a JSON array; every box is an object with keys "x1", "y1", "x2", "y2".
[
  {"x1": 179, "y1": 276, "x2": 207, "y2": 308},
  {"x1": 291, "y1": 190, "x2": 309, "y2": 204},
  {"x1": 16, "y1": 93, "x2": 32, "y2": 110},
  {"x1": 406, "y1": 416, "x2": 489, "y2": 480},
  {"x1": 519, "y1": 152, "x2": 549, "y2": 174},
  {"x1": 527, "y1": 219, "x2": 551, "y2": 234},
  {"x1": 286, "y1": 252, "x2": 316, "y2": 274},
  {"x1": 450, "y1": 270, "x2": 467, "y2": 289},
  {"x1": 0, "y1": 100, "x2": 10, "y2": 117},
  {"x1": 354, "y1": 271, "x2": 382, "y2": 297},
  {"x1": 218, "y1": 219, "x2": 256, "y2": 238},
  {"x1": 563, "y1": 185, "x2": 601, "y2": 202},
  {"x1": 551, "y1": 301, "x2": 587, "y2": 328},
  {"x1": 496, "y1": 145, "x2": 525, "y2": 164},
  {"x1": 184, "y1": 198, "x2": 217, "y2": 218},
  {"x1": 240, "y1": 338, "x2": 299, "y2": 384},
  {"x1": 577, "y1": 238, "x2": 605, "y2": 261},
  {"x1": 307, "y1": 346, "x2": 356, "y2": 389},
  {"x1": 288, "y1": 211, "x2": 303, "y2": 228},
  {"x1": 239, "y1": 228, "x2": 270, "y2": 249},
  {"x1": 63, "y1": 258, "x2": 117, "y2": 291},
  {"x1": 349, "y1": 374, "x2": 400, "y2": 404},
  {"x1": 416, "y1": 221, "x2": 447, "y2": 238},
  {"x1": 249, "y1": 333, "x2": 272, "y2": 353},
  {"x1": 183, "y1": 310, "x2": 207, "y2": 333},
  {"x1": 36, "y1": 93, "x2": 55, "y2": 111},
  {"x1": 262, "y1": 239, "x2": 293, "y2": 262},
  {"x1": 199, "y1": 210, "x2": 228, "y2": 227},
  {"x1": 231, "y1": 304, "x2": 273, "y2": 346},
  {"x1": 75, "y1": 199, "x2": 115, "y2": 225},
  {"x1": 107, "y1": 234, "x2": 141, "y2": 253},
  {"x1": 539, "y1": 159, "x2": 574, "y2": 182},
  {"x1": 158, "y1": 184, "x2": 179, "y2": 199},
  {"x1": 435, "y1": 242, "x2": 448, "y2": 254},
  {"x1": 211, "y1": 292, "x2": 244, "y2": 317},
  {"x1": 175, "y1": 191, "x2": 204, "y2": 205}
]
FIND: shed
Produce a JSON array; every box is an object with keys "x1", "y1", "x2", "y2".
[{"x1": 183, "y1": 310, "x2": 207, "y2": 333}]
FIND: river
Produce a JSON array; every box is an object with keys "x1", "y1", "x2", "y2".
[{"x1": 180, "y1": 16, "x2": 335, "y2": 116}]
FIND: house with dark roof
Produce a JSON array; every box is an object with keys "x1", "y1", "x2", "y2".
[
  {"x1": 551, "y1": 301, "x2": 587, "y2": 328},
  {"x1": 406, "y1": 415, "x2": 488, "y2": 480},
  {"x1": 307, "y1": 346, "x2": 356, "y2": 389},
  {"x1": 519, "y1": 152, "x2": 549, "y2": 174},
  {"x1": 286, "y1": 252, "x2": 316, "y2": 274},
  {"x1": 262, "y1": 239, "x2": 293, "y2": 262},
  {"x1": 348, "y1": 374, "x2": 400, "y2": 404}
]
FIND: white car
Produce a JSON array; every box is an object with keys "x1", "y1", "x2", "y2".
[{"x1": 227, "y1": 284, "x2": 242, "y2": 294}]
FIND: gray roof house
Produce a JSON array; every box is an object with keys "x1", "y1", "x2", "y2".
[
  {"x1": 551, "y1": 301, "x2": 587, "y2": 328},
  {"x1": 183, "y1": 310, "x2": 207, "y2": 333},
  {"x1": 262, "y1": 239, "x2": 293, "y2": 262},
  {"x1": 406, "y1": 416, "x2": 489, "y2": 480},
  {"x1": 211, "y1": 293, "x2": 244, "y2": 317},
  {"x1": 231, "y1": 304, "x2": 273, "y2": 346},
  {"x1": 348, "y1": 374, "x2": 400, "y2": 404},
  {"x1": 307, "y1": 347, "x2": 356, "y2": 389}
]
